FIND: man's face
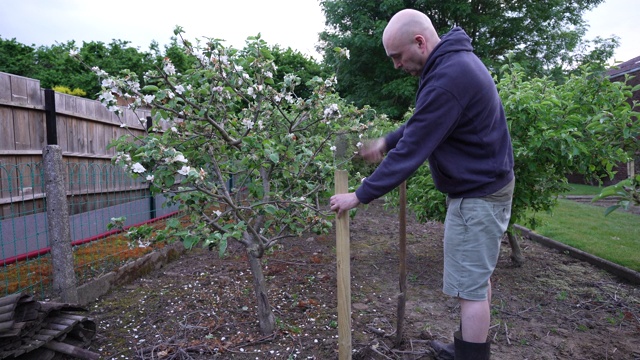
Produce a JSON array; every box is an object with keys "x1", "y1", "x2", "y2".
[{"x1": 384, "y1": 37, "x2": 425, "y2": 76}]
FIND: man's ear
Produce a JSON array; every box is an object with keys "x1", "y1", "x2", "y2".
[{"x1": 414, "y1": 35, "x2": 427, "y2": 51}]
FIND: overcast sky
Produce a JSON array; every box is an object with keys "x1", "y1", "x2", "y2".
[{"x1": 0, "y1": 0, "x2": 637, "y2": 63}]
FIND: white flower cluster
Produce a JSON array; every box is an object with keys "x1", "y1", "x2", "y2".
[
  {"x1": 177, "y1": 166, "x2": 191, "y2": 176},
  {"x1": 324, "y1": 104, "x2": 340, "y2": 119},
  {"x1": 163, "y1": 58, "x2": 176, "y2": 75},
  {"x1": 114, "y1": 151, "x2": 146, "y2": 174},
  {"x1": 164, "y1": 151, "x2": 189, "y2": 164},
  {"x1": 92, "y1": 67, "x2": 142, "y2": 115},
  {"x1": 241, "y1": 118, "x2": 255, "y2": 130}
]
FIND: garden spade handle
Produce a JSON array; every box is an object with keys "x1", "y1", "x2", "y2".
[
  {"x1": 334, "y1": 169, "x2": 352, "y2": 360},
  {"x1": 395, "y1": 180, "x2": 407, "y2": 346}
]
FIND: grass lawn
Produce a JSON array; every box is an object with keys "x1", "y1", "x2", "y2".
[
  {"x1": 526, "y1": 199, "x2": 640, "y2": 272},
  {"x1": 562, "y1": 183, "x2": 604, "y2": 196}
]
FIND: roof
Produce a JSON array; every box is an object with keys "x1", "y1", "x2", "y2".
[{"x1": 606, "y1": 55, "x2": 640, "y2": 78}]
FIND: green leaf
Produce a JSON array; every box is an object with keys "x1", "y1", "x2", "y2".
[
  {"x1": 183, "y1": 234, "x2": 199, "y2": 249},
  {"x1": 218, "y1": 238, "x2": 228, "y2": 258},
  {"x1": 141, "y1": 85, "x2": 159, "y2": 94},
  {"x1": 167, "y1": 218, "x2": 181, "y2": 229}
]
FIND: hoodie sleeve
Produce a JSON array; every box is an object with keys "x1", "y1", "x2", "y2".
[{"x1": 355, "y1": 86, "x2": 462, "y2": 204}]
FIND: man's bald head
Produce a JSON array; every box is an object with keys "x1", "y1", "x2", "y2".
[{"x1": 382, "y1": 9, "x2": 440, "y2": 76}]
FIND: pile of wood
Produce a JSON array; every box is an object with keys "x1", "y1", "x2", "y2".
[{"x1": 0, "y1": 293, "x2": 99, "y2": 360}]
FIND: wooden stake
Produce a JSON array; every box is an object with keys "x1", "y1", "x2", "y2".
[
  {"x1": 395, "y1": 180, "x2": 407, "y2": 346},
  {"x1": 335, "y1": 169, "x2": 352, "y2": 360}
]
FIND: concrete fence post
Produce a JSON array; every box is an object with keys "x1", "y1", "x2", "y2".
[{"x1": 43, "y1": 145, "x2": 78, "y2": 303}]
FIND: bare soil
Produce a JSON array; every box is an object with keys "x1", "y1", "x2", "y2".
[{"x1": 87, "y1": 199, "x2": 640, "y2": 359}]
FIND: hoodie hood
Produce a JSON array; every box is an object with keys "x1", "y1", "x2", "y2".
[{"x1": 421, "y1": 27, "x2": 474, "y2": 78}]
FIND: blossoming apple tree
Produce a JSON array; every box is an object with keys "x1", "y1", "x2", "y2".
[{"x1": 83, "y1": 28, "x2": 379, "y2": 335}]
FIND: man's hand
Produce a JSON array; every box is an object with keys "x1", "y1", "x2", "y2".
[
  {"x1": 359, "y1": 137, "x2": 386, "y2": 163},
  {"x1": 330, "y1": 192, "x2": 361, "y2": 217}
]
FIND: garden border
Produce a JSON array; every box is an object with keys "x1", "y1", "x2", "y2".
[
  {"x1": 514, "y1": 224, "x2": 640, "y2": 285},
  {"x1": 76, "y1": 241, "x2": 186, "y2": 305}
]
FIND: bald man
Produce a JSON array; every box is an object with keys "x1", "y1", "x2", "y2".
[{"x1": 329, "y1": 9, "x2": 514, "y2": 360}]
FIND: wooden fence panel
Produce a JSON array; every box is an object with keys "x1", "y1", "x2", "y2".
[{"x1": 0, "y1": 71, "x2": 159, "y2": 219}]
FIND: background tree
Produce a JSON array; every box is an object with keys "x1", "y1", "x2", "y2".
[
  {"x1": 0, "y1": 37, "x2": 156, "y2": 98},
  {"x1": 0, "y1": 37, "x2": 36, "y2": 78},
  {"x1": 318, "y1": 0, "x2": 618, "y2": 119},
  {"x1": 593, "y1": 174, "x2": 640, "y2": 215},
  {"x1": 270, "y1": 45, "x2": 331, "y2": 99},
  {"x1": 382, "y1": 61, "x2": 640, "y2": 265}
]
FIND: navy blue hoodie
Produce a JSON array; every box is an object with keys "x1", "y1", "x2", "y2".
[{"x1": 355, "y1": 27, "x2": 514, "y2": 204}]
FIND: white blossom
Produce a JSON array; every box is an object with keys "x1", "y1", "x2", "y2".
[
  {"x1": 144, "y1": 95, "x2": 155, "y2": 104},
  {"x1": 324, "y1": 103, "x2": 340, "y2": 118},
  {"x1": 99, "y1": 91, "x2": 115, "y2": 103},
  {"x1": 175, "y1": 84, "x2": 185, "y2": 94},
  {"x1": 330, "y1": 146, "x2": 337, "y2": 152},
  {"x1": 131, "y1": 163, "x2": 146, "y2": 173},
  {"x1": 285, "y1": 94, "x2": 294, "y2": 104},
  {"x1": 177, "y1": 166, "x2": 191, "y2": 175},
  {"x1": 174, "y1": 154, "x2": 188, "y2": 163},
  {"x1": 241, "y1": 118, "x2": 254, "y2": 130},
  {"x1": 92, "y1": 67, "x2": 107, "y2": 77},
  {"x1": 171, "y1": 126, "x2": 178, "y2": 133},
  {"x1": 213, "y1": 210, "x2": 222, "y2": 217},
  {"x1": 163, "y1": 59, "x2": 176, "y2": 75},
  {"x1": 146, "y1": 175, "x2": 154, "y2": 181}
]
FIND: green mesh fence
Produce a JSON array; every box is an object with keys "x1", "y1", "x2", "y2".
[{"x1": 1, "y1": 161, "x2": 179, "y2": 299}]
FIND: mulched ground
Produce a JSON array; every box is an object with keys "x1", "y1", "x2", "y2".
[{"x1": 86, "y1": 199, "x2": 640, "y2": 359}]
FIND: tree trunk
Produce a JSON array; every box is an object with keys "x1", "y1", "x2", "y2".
[
  {"x1": 507, "y1": 231, "x2": 524, "y2": 267},
  {"x1": 246, "y1": 246, "x2": 276, "y2": 335}
]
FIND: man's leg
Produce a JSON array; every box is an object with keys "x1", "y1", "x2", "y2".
[
  {"x1": 460, "y1": 298, "x2": 490, "y2": 342},
  {"x1": 460, "y1": 279, "x2": 492, "y2": 342}
]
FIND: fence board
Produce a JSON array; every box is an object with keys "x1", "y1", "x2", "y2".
[
  {"x1": 0, "y1": 73, "x2": 11, "y2": 101},
  {"x1": 74, "y1": 117, "x2": 88, "y2": 154},
  {"x1": 57, "y1": 114, "x2": 69, "y2": 151},
  {"x1": 29, "y1": 110, "x2": 46, "y2": 150},
  {"x1": 26, "y1": 80, "x2": 42, "y2": 106},
  {"x1": 0, "y1": 107, "x2": 15, "y2": 151},
  {"x1": 9, "y1": 76, "x2": 28, "y2": 104},
  {"x1": 12, "y1": 108, "x2": 30, "y2": 150}
]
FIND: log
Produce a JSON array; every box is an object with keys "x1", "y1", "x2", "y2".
[{"x1": 44, "y1": 340, "x2": 100, "y2": 360}]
